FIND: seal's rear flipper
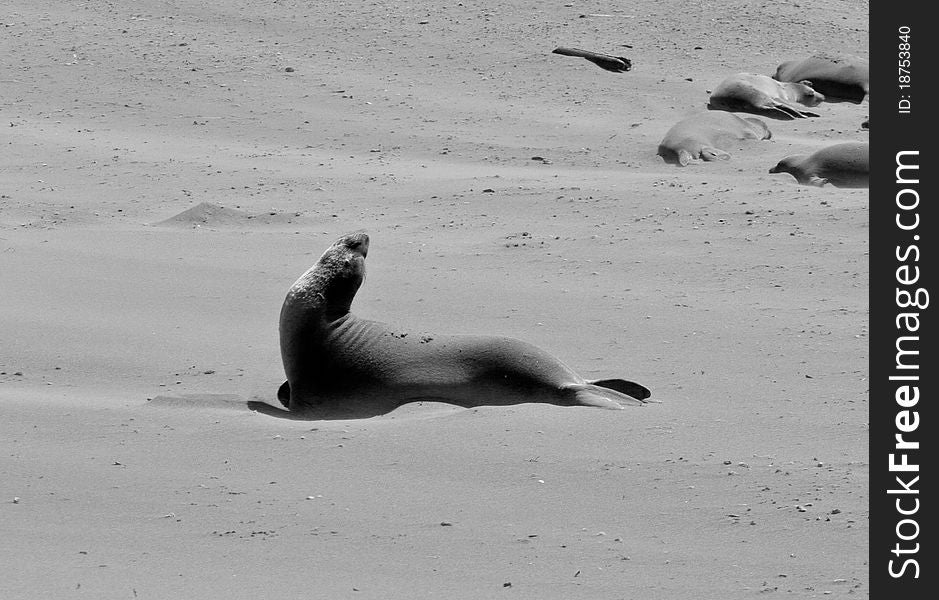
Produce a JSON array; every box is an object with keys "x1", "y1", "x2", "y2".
[
  {"x1": 573, "y1": 390, "x2": 626, "y2": 410},
  {"x1": 277, "y1": 380, "x2": 291, "y2": 407},
  {"x1": 742, "y1": 117, "x2": 773, "y2": 139},
  {"x1": 771, "y1": 102, "x2": 820, "y2": 119},
  {"x1": 570, "y1": 383, "x2": 651, "y2": 408},
  {"x1": 589, "y1": 378, "x2": 652, "y2": 401}
]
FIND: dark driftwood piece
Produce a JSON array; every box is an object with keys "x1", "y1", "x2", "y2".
[{"x1": 552, "y1": 47, "x2": 632, "y2": 72}]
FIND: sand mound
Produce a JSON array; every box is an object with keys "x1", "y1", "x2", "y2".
[{"x1": 154, "y1": 202, "x2": 311, "y2": 229}]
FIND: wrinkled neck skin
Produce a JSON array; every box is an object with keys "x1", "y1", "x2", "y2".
[
  {"x1": 279, "y1": 248, "x2": 366, "y2": 376},
  {"x1": 317, "y1": 291, "x2": 355, "y2": 325},
  {"x1": 281, "y1": 268, "x2": 359, "y2": 331}
]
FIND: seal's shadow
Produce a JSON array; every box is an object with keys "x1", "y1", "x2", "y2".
[
  {"x1": 246, "y1": 400, "x2": 317, "y2": 420},
  {"x1": 248, "y1": 398, "x2": 480, "y2": 421},
  {"x1": 247, "y1": 398, "x2": 405, "y2": 420}
]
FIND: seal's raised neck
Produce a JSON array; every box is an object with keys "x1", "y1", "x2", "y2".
[{"x1": 288, "y1": 232, "x2": 369, "y2": 321}]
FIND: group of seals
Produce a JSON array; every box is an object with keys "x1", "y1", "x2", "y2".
[
  {"x1": 707, "y1": 73, "x2": 823, "y2": 120},
  {"x1": 278, "y1": 232, "x2": 653, "y2": 418},
  {"x1": 764, "y1": 54, "x2": 868, "y2": 186},
  {"x1": 657, "y1": 53, "x2": 868, "y2": 183},
  {"x1": 769, "y1": 142, "x2": 869, "y2": 188},
  {"x1": 657, "y1": 111, "x2": 771, "y2": 166}
]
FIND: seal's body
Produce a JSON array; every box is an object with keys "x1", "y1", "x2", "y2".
[
  {"x1": 279, "y1": 233, "x2": 652, "y2": 418},
  {"x1": 708, "y1": 73, "x2": 823, "y2": 119},
  {"x1": 769, "y1": 142, "x2": 869, "y2": 188},
  {"x1": 774, "y1": 55, "x2": 869, "y2": 104},
  {"x1": 552, "y1": 47, "x2": 632, "y2": 72},
  {"x1": 658, "y1": 111, "x2": 772, "y2": 166}
]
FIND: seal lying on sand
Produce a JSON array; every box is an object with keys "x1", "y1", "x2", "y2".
[
  {"x1": 708, "y1": 73, "x2": 823, "y2": 119},
  {"x1": 278, "y1": 233, "x2": 653, "y2": 418},
  {"x1": 774, "y1": 55, "x2": 869, "y2": 104},
  {"x1": 658, "y1": 111, "x2": 772, "y2": 166},
  {"x1": 552, "y1": 47, "x2": 631, "y2": 72},
  {"x1": 768, "y1": 142, "x2": 869, "y2": 188}
]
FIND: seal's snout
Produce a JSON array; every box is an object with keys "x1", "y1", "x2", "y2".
[{"x1": 768, "y1": 157, "x2": 793, "y2": 174}]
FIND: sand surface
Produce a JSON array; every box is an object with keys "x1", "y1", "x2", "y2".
[{"x1": 2, "y1": 1, "x2": 868, "y2": 597}]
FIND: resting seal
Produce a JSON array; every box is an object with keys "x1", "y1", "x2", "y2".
[
  {"x1": 278, "y1": 233, "x2": 653, "y2": 418},
  {"x1": 658, "y1": 111, "x2": 772, "y2": 166},
  {"x1": 708, "y1": 73, "x2": 823, "y2": 119},
  {"x1": 552, "y1": 47, "x2": 631, "y2": 72},
  {"x1": 774, "y1": 55, "x2": 869, "y2": 104},
  {"x1": 768, "y1": 142, "x2": 869, "y2": 188}
]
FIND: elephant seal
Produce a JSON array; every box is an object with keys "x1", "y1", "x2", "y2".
[
  {"x1": 708, "y1": 73, "x2": 823, "y2": 119},
  {"x1": 552, "y1": 47, "x2": 631, "y2": 72},
  {"x1": 658, "y1": 111, "x2": 772, "y2": 166},
  {"x1": 278, "y1": 232, "x2": 653, "y2": 419},
  {"x1": 774, "y1": 55, "x2": 869, "y2": 103},
  {"x1": 768, "y1": 142, "x2": 869, "y2": 188}
]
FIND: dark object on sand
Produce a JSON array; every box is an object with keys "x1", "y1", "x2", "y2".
[{"x1": 552, "y1": 47, "x2": 632, "y2": 72}]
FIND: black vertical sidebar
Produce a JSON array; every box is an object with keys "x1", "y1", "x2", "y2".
[{"x1": 871, "y1": 0, "x2": 934, "y2": 595}]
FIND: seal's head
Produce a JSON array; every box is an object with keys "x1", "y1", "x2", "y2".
[
  {"x1": 792, "y1": 80, "x2": 825, "y2": 106},
  {"x1": 322, "y1": 231, "x2": 369, "y2": 265},
  {"x1": 768, "y1": 155, "x2": 806, "y2": 182},
  {"x1": 769, "y1": 156, "x2": 793, "y2": 174},
  {"x1": 284, "y1": 232, "x2": 370, "y2": 320},
  {"x1": 316, "y1": 232, "x2": 369, "y2": 312}
]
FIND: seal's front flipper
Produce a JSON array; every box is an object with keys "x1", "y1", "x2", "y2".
[
  {"x1": 277, "y1": 380, "x2": 291, "y2": 407},
  {"x1": 700, "y1": 147, "x2": 731, "y2": 162},
  {"x1": 589, "y1": 378, "x2": 653, "y2": 401}
]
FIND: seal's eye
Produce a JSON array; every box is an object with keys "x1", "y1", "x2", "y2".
[{"x1": 344, "y1": 234, "x2": 369, "y2": 257}]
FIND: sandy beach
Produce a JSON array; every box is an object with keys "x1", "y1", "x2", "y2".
[{"x1": 2, "y1": 1, "x2": 868, "y2": 597}]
